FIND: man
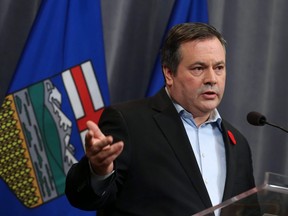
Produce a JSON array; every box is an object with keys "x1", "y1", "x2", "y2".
[{"x1": 65, "y1": 23, "x2": 256, "y2": 215}]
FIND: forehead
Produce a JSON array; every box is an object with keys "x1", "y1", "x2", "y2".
[{"x1": 179, "y1": 38, "x2": 226, "y2": 59}]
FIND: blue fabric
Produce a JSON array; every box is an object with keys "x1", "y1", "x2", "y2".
[
  {"x1": 0, "y1": 0, "x2": 108, "y2": 215},
  {"x1": 146, "y1": 0, "x2": 209, "y2": 96}
]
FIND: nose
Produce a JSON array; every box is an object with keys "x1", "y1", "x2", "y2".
[{"x1": 204, "y1": 68, "x2": 217, "y2": 86}]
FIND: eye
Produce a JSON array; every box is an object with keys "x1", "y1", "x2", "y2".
[
  {"x1": 214, "y1": 65, "x2": 225, "y2": 75},
  {"x1": 190, "y1": 66, "x2": 204, "y2": 76},
  {"x1": 194, "y1": 67, "x2": 203, "y2": 71}
]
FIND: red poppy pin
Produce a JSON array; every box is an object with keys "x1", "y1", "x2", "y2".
[{"x1": 227, "y1": 130, "x2": 236, "y2": 145}]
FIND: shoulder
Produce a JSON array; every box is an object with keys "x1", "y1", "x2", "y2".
[{"x1": 105, "y1": 88, "x2": 171, "y2": 114}]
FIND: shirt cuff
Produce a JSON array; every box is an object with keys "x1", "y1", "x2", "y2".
[{"x1": 88, "y1": 161, "x2": 115, "y2": 194}]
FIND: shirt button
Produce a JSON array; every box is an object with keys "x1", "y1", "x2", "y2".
[
  {"x1": 201, "y1": 153, "x2": 205, "y2": 158},
  {"x1": 204, "y1": 180, "x2": 208, "y2": 184}
]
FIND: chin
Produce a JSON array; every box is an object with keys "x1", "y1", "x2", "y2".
[{"x1": 202, "y1": 105, "x2": 218, "y2": 113}]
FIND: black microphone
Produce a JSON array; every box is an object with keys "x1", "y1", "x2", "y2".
[{"x1": 247, "y1": 111, "x2": 288, "y2": 133}]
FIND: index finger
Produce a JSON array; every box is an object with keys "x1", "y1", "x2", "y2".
[{"x1": 86, "y1": 120, "x2": 105, "y2": 139}]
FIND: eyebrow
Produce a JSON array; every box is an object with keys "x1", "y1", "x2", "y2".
[
  {"x1": 189, "y1": 62, "x2": 206, "y2": 67},
  {"x1": 191, "y1": 61, "x2": 226, "y2": 66},
  {"x1": 215, "y1": 61, "x2": 226, "y2": 65}
]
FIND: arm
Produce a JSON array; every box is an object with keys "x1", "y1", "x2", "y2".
[{"x1": 65, "y1": 108, "x2": 127, "y2": 210}]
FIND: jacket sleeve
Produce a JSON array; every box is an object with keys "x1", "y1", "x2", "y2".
[{"x1": 65, "y1": 107, "x2": 130, "y2": 210}]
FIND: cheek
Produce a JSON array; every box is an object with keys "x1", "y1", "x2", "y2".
[
  {"x1": 219, "y1": 78, "x2": 226, "y2": 91},
  {"x1": 218, "y1": 80, "x2": 226, "y2": 99},
  {"x1": 186, "y1": 79, "x2": 203, "y2": 92},
  {"x1": 183, "y1": 83, "x2": 200, "y2": 98}
]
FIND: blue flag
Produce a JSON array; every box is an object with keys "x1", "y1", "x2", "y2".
[
  {"x1": 0, "y1": 0, "x2": 108, "y2": 215},
  {"x1": 146, "y1": 0, "x2": 209, "y2": 96}
]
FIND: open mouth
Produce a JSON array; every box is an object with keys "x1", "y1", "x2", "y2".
[
  {"x1": 204, "y1": 91, "x2": 216, "y2": 95},
  {"x1": 202, "y1": 91, "x2": 217, "y2": 99}
]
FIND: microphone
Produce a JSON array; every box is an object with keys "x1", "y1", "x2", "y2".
[{"x1": 247, "y1": 111, "x2": 288, "y2": 133}]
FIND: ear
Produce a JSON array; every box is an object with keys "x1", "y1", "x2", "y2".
[{"x1": 163, "y1": 65, "x2": 173, "y2": 86}]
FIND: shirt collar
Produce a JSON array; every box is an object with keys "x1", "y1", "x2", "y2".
[{"x1": 165, "y1": 87, "x2": 223, "y2": 129}]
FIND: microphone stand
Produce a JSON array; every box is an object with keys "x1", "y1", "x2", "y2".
[{"x1": 264, "y1": 121, "x2": 288, "y2": 133}]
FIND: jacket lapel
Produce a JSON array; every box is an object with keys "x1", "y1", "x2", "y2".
[
  {"x1": 221, "y1": 121, "x2": 237, "y2": 201},
  {"x1": 150, "y1": 89, "x2": 213, "y2": 208}
]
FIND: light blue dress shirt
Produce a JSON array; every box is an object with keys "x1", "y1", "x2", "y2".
[{"x1": 173, "y1": 102, "x2": 226, "y2": 211}]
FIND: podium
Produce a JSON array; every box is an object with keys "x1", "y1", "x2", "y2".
[{"x1": 193, "y1": 172, "x2": 288, "y2": 216}]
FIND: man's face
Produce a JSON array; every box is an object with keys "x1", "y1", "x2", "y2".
[{"x1": 164, "y1": 37, "x2": 226, "y2": 118}]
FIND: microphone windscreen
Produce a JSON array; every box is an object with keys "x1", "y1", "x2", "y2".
[{"x1": 247, "y1": 111, "x2": 267, "y2": 126}]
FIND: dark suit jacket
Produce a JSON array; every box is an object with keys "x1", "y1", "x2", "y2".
[{"x1": 65, "y1": 88, "x2": 256, "y2": 216}]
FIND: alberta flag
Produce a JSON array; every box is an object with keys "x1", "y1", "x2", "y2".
[
  {"x1": 0, "y1": 0, "x2": 108, "y2": 215},
  {"x1": 146, "y1": 0, "x2": 209, "y2": 96}
]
